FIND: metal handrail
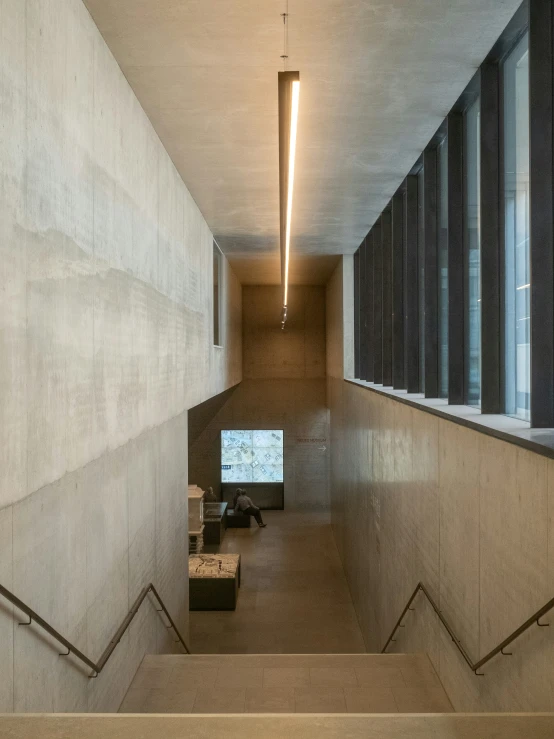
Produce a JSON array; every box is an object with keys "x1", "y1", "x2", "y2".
[
  {"x1": 0, "y1": 581, "x2": 190, "y2": 677},
  {"x1": 382, "y1": 582, "x2": 554, "y2": 675}
]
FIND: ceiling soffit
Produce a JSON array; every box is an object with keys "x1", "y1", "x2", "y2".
[{"x1": 84, "y1": 0, "x2": 522, "y2": 264}]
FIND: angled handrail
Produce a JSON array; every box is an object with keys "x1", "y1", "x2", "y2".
[
  {"x1": 0, "y1": 581, "x2": 190, "y2": 677},
  {"x1": 382, "y1": 582, "x2": 554, "y2": 675}
]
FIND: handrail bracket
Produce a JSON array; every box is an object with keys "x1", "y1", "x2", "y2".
[
  {"x1": 0, "y1": 581, "x2": 191, "y2": 678},
  {"x1": 382, "y1": 581, "x2": 554, "y2": 677}
]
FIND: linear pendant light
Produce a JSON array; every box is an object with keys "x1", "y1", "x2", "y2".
[{"x1": 278, "y1": 70, "x2": 300, "y2": 329}]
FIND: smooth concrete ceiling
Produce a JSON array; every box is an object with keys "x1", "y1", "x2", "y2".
[
  {"x1": 228, "y1": 254, "x2": 341, "y2": 287},
  {"x1": 84, "y1": 0, "x2": 521, "y2": 282}
]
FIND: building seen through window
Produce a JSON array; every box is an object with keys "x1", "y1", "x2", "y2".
[
  {"x1": 465, "y1": 96, "x2": 481, "y2": 407},
  {"x1": 503, "y1": 33, "x2": 530, "y2": 420}
]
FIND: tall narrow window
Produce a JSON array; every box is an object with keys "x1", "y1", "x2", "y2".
[
  {"x1": 353, "y1": 249, "x2": 360, "y2": 378},
  {"x1": 213, "y1": 241, "x2": 222, "y2": 346},
  {"x1": 503, "y1": 33, "x2": 530, "y2": 420},
  {"x1": 465, "y1": 97, "x2": 481, "y2": 406},
  {"x1": 418, "y1": 167, "x2": 425, "y2": 393},
  {"x1": 438, "y1": 137, "x2": 449, "y2": 399}
]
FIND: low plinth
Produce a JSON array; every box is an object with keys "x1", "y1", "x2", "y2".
[
  {"x1": 203, "y1": 502, "x2": 228, "y2": 545},
  {"x1": 189, "y1": 554, "x2": 241, "y2": 611}
]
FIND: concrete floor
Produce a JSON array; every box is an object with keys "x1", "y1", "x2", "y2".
[{"x1": 190, "y1": 511, "x2": 366, "y2": 654}]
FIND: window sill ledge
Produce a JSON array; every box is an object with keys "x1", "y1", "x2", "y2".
[{"x1": 346, "y1": 378, "x2": 554, "y2": 462}]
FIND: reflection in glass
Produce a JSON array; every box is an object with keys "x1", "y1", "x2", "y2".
[
  {"x1": 504, "y1": 34, "x2": 530, "y2": 420},
  {"x1": 438, "y1": 137, "x2": 449, "y2": 399},
  {"x1": 466, "y1": 97, "x2": 481, "y2": 406}
]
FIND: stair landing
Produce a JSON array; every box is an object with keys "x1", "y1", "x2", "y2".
[{"x1": 119, "y1": 653, "x2": 453, "y2": 714}]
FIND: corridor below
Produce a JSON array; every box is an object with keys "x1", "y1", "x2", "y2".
[
  {"x1": 119, "y1": 512, "x2": 452, "y2": 714},
  {"x1": 190, "y1": 511, "x2": 366, "y2": 654}
]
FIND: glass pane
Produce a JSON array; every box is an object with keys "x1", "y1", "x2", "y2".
[
  {"x1": 418, "y1": 167, "x2": 425, "y2": 393},
  {"x1": 466, "y1": 97, "x2": 481, "y2": 406},
  {"x1": 504, "y1": 33, "x2": 530, "y2": 420},
  {"x1": 213, "y1": 242, "x2": 221, "y2": 346},
  {"x1": 438, "y1": 137, "x2": 449, "y2": 399}
]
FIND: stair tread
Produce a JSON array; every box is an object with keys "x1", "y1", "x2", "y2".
[
  {"x1": 7, "y1": 714, "x2": 554, "y2": 739},
  {"x1": 120, "y1": 653, "x2": 453, "y2": 715},
  {"x1": 141, "y1": 653, "x2": 432, "y2": 668}
]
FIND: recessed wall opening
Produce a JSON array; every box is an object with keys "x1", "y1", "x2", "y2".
[{"x1": 213, "y1": 240, "x2": 222, "y2": 347}]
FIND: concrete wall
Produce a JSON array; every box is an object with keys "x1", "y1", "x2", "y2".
[
  {"x1": 326, "y1": 257, "x2": 354, "y2": 382},
  {"x1": 0, "y1": 0, "x2": 241, "y2": 713},
  {"x1": 326, "y1": 261, "x2": 554, "y2": 712},
  {"x1": 189, "y1": 285, "x2": 330, "y2": 511}
]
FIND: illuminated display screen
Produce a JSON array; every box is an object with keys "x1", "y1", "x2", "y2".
[{"x1": 221, "y1": 430, "x2": 284, "y2": 483}]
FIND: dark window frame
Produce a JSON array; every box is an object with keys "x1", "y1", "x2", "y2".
[
  {"x1": 373, "y1": 219, "x2": 384, "y2": 384},
  {"x1": 423, "y1": 144, "x2": 440, "y2": 399},
  {"x1": 358, "y1": 238, "x2": 368, "y2": 380},
  {"x1": 528, "y1": 0, "x2": 553, "y2": 427},
  {"x1": 461, "y1": 83, "x2": 482, "y2": 408},
  {"x1": 350, "y1": 0, "x2": 554, "y2": 431},
  {"x1": 354, "y1": 248, "x2": 361, "y2": 378},
  {"x1": 405, "y1": 173, "x2": 420, "y2": 393},
  {"x1": 417, "y1": 165, "x2": 426, "y2": 393},
  {"x1": 437, "y1": 133, "x2": 449, "y2": 400},
  {"x1": 365, "y1": 231, "x2": 375, "y2": 382}
]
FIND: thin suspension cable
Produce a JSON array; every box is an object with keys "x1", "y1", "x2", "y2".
[
  {"x1": 281, "y1": 0, "x2": 289, "y2": 71},
  {"x1": 283, "y1": 10, "x2": 286, "y2": 70},
  {"x1": 285, "y1": 0, "x2": 289, "y2": 71}
]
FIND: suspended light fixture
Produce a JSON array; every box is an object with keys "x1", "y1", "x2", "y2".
[{"x1": 278, "y1": 6, "x2": 299, "y2": 329}]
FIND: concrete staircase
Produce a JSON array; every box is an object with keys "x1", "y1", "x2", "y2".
[
  {"x1": 2, "y1": 658, "x2": 554, "y2": 738},
  {"x1": 119, "y1": 653, "x2": 453, "y2": 714}
]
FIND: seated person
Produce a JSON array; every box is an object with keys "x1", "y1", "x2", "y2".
[{"x1": 233, "y1": 488, "x2": 267, "y2": 528}]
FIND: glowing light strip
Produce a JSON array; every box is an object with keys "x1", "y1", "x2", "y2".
[{"x1": 283, "y1": 80, "x2": 300, "y2": 308}]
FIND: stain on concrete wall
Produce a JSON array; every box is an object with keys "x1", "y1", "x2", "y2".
[{"x1": 0, "y1": 0, "x2": 241, "y2": 713}]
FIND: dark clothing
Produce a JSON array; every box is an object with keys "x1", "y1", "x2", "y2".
[{"x1": 243, "y1": 505, "x2": 264, "y2": 526}]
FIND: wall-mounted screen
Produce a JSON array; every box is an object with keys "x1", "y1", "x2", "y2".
[{"x1": 221, "y1": 430, "x2": 284, "y2": 483}]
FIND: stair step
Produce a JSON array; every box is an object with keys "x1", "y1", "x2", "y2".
[
  {"x1": 3, "y1": 714, "x2": 554, "y2": 738},
  {"x1": 120, "y1": 653, "x2": 453, "y2": 714},
  {"x1": 139, "y1": 652, "x2": 433, "y2": 669}
]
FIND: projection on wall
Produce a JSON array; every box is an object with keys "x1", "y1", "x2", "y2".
[{"x1": 221, "y1": 430, "x2": 284, "y2": 483}]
